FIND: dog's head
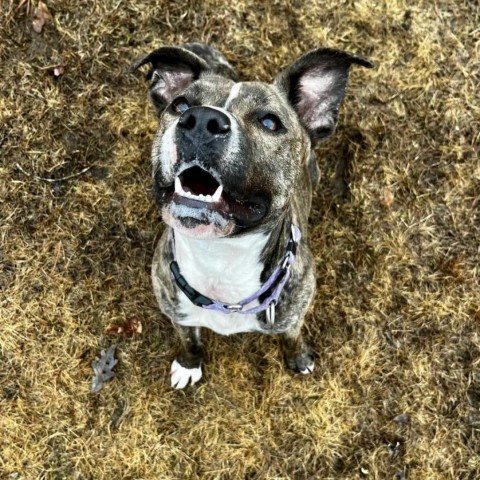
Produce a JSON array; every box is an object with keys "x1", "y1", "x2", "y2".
[{"x1": 132, "y1": 43, "x2": 372, "y2": 239}]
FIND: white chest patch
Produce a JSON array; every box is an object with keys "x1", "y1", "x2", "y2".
[{"x1": 174, "y1": 230, "x2": 269, "y2": 335}]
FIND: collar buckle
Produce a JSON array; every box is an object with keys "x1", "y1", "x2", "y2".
[{"x1": 225, "y1": 304, "x2": 243, "y2": 312}]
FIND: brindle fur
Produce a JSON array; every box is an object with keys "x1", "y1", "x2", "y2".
[{"x1": 134, "y1": 42, "x2": 372, "y2": 382}]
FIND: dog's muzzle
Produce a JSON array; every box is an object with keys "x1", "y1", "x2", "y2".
[{"x1": 155, "y1": 106, "x2": 269, "y2": 232}]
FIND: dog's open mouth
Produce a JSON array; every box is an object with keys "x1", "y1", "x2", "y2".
[
  {"x1": 168, "y1": 166, "x2": 267, "y2": 226},
  {"x1": 176, "y1": 166, "x2": 223, "y2": 202}
]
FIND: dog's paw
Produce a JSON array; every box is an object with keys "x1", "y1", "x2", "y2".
[
  {"x1": 170, "y1": 359, "x2": 202, "y2": 389},
  {"x1": 285, "y1": 350, "x2": 315, "y2": 375},
  {"x1": 299, "y1": 360, "x2": 315, "y2": 375}
]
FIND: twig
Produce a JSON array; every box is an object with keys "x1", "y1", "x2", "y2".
[{"x1": 15, "y1": 163, "x2": 92, "y2": 183}]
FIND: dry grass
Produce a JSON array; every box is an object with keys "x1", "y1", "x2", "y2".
[{"x1": 1, "y1": 0, "x2": 479, "y2": 478}]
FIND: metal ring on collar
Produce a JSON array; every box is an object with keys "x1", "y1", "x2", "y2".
[{"x1": 225, "y1": 304, "x2": 243, "y2": 312}]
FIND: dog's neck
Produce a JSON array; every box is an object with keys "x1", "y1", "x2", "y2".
[{"x1": 172, "y1": 217, "x2": 291, "y2": 304}]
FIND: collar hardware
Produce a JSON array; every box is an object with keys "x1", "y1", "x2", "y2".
[
  {"x1": 266, "y1": 301, "x2": 276, "y2": 327},
  {"x1": 169, "y1": 260, "x2": 214, "y2": 308},
  {"x1": 225, "y1": 304, "x2": 243, "y2": 312}
]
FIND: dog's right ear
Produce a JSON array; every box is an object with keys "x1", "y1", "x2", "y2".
[{"x1": 130, "y1": 47, "x2": 209, "y2": 113}]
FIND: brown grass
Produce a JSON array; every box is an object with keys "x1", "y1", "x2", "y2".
[{"x1": 1, "y1": 0, "x2": 479, "y2": 478}]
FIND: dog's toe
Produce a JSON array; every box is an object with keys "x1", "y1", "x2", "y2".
[
  {"x1": 170, "y1": 359, "x2": 202, "y2": 389},
  {"x1": 300, "y1": 360, "x2": 315, "y2": 375},
  {"x1": 285, "y1": 349, "x2": 315, "y2": 375}
]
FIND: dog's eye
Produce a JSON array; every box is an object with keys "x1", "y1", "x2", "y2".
[
  {"x1": 171, "y1": 97, "x2": 190, "y2": 114},
  {"x1": 259, "y1": 114, "x2": 283, "y2": 132}
]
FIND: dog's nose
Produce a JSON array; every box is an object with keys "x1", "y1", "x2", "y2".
[{"x1": 177, "y1": 106, "x2": 231, "y2": 141}]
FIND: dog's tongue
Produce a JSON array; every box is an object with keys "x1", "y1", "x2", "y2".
[{"x1": 185, "y1": 182, "x2": 210, "y2": 195}]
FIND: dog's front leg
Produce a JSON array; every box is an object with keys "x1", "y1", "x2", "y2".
[
  {"x1": 170, "y1": 325, "x2": 203, "y2": 389},
  {"x1": 281, "y1": 325, "x2": 315, "y2": 375}
]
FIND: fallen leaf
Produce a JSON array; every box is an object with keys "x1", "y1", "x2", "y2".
[
  {"x1": 381, "y1": 187, "x2": 395, "y2": 207},
  {"x1": 91, "y1": 345, "x2": 117, "y2": 393},
  {"x1": 105, "y1": 324, "x2": 123, "y2": 335},
  {"x1": 393, "y1": 413, "x2": 410, "y2": 425},
  {"x1": 32, "y1": 1, "x2": 52, "y2": 33},
  {"x1": 105, "y1": 318, "x2": 142, "y2": 336}
]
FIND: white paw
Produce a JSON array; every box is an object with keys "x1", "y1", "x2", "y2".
[
  {"x1": 170, "y1": 359, "x2": 202, "y2": 389},
  {"x1": 300, "y1": 361, "x2": 315, "y2": 375}
]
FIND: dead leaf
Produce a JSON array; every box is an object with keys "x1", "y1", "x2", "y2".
[
  {"x1": 32, "y1": 1, "x2": 52, "y2": 33},
  {"x1": 91, "y1": 345, "x2": 117, "y2": 393},
  {"x1": 381, "y1": 187, "x2": 395, "y2": 207},
  {"x1": 393, "y1": 413, "x2": 410, "y2": 425},
  {"x1": 105, "y1": 318, "x2": 142, "y2": 336},
  {"x1": 105, "y1": 325, "x2": 122, "y2": 336}
]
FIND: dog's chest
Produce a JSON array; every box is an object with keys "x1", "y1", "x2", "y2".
[{"x1": 174, "y1": 230, "x2": 269, "y2": 335}]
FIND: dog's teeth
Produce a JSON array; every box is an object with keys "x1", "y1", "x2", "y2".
[
  {"x1": 174, "y1": 178, "x2": 222, "y2": 204},
  {"x1": 212, "y1": 185, "x2": 223, "y2": 202},
  {"x1": 175, "y1": 177, "x2": 183, "y2": 194}
]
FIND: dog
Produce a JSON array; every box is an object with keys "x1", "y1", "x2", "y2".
[{"x1": 131, "y1": 42, "x2": 372, "y2": 389}]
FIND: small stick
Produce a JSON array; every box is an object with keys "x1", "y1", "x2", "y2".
[{"x1": 15, "y1": 163, "x2": 92, "y2": 183}]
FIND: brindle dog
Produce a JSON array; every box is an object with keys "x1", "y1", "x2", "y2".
[{"x1": 132, "y1": 43, "x2": 372, "y2": 388}]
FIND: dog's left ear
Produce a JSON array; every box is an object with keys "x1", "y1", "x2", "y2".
[
  {"x1": 275, "y1": 48, "x2": 373, "y2": 142},
  {"x1": 130, "y1": 47, "x2": 210, "y2": 113}
]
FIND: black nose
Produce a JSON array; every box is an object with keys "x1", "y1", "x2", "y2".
[{"x1": 177, "y1": 106, "x2": 231, "y2": 141}]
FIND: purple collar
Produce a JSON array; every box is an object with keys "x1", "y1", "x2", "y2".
[{"x1": 169, "y1": 225, "x2": 301, "y2": 327}]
